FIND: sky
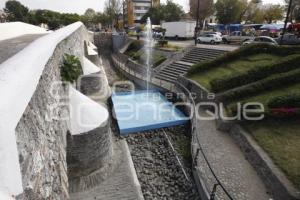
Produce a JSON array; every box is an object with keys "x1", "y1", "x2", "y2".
[{"x1": 0, "y1": 0, "x2": 285, "y2": 14}]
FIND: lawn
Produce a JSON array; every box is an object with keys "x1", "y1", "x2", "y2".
[
  {"x1": 188, "y1": 53, "x2": 281, "y2": 90},
  {"x1": 226, "y1": 83, "x2": 300, "y2": 112},
  {"x1": 243, "y1": 119, "x2": 300, "y2": 190},
  {"x1": 186, "y1": 45, "x2": 300, "y2": 190}
]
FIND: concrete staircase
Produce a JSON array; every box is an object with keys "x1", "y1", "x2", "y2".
[{"x1": 155, "y1": 47, "x2": 226, "y2": 83}]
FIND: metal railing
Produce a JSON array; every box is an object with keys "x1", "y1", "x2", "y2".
[
  {"x1": 176, "y1": 81, "x2": 234, "y2": 200},
  {"x1": 112, "y1": 52, "x2": 234, "y2": 199}
]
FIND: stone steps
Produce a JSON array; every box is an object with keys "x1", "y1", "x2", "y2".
[{"x1": 155, "y1": 47, "x2": 227, "y2": 83}]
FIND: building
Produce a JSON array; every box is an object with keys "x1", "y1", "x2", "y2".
[{"x1": 123, "y1": 0, "x2": 160, "y2": 27}]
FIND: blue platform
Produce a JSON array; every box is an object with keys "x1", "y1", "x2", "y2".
[{"x1": 112, "y1": 91, "x2": 189, "y2": 134}]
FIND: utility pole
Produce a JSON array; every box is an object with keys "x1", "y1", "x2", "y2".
[
  {"x1": 280, "y1": 0, "x2": 293, "y2": 45},
  {"x1": 195, "y1": 0, "x2": 200, "y2": 46}
]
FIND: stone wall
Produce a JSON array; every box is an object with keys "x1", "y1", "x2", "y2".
[
  {"x1": 94, "y1": 32, "x2": 113, "y2": 54},
  {"x1": 15, "y1": 25, "x2": 90, "y2": 200},
  {"x1": 67, "y1": 122, "x2": 112, "y2": 178}
]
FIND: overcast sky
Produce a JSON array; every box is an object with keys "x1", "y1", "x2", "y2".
[{"x1": 0, "y1": 0, "x2": 285, "y2": 14}]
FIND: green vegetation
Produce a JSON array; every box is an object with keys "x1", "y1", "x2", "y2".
[
  {"x1": 125, "y1": 40, "x2": 167, "y2": 67},
  {"x1": 155, "y1": 44, "x2": 182, "y2": 52},
  {"x1": 4, "y1": 0, "x2": 118, "y2": 30},
  {"x1": 243, "y1": 119, "x2": 300, "y2": 189},
  {"x1": 60, "y1": 54, "x2": 82, "y2": 83},
  {"x1": 141, "y1": 0, "x2": 184, "y2": 24},
  {"x1": 187, "y1": 44, "x2": 300, "y2": 189},
  {"x1": 157, "y1": 40, "x2": 168, "y2": 47},
  {"x1": 130, "y1": 51, "x2": 167, "y2": 67}
]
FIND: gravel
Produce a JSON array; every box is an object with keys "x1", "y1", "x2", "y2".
[{"x1": 125, "y1": 127, "x2": 200, "y2": 200}]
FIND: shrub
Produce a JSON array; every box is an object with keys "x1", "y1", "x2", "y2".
[
  {"x1": 126, "y1": 40, "x2": 143, "y2": 54},
  {"x1": 157, "y1": 40, "x2": 168, "y2": 47},
  {"x1": 210, "y1": 54, "x2": 300, "y2": 93},
  {"x1": 187, "y1": 44, "x2": 300, "y2": 76},
  {"x1": 153, "y1": 55, "x2": 167, "y2": 67},
  {"x1": 60, "y1": 54, "x2": 82, "y2": 83},
  {"x1": 268, "y1": 93, "x2": 300, "y2": 108},
  {"x1": 267, "y1": 94, "x2": 300, "y2": 118},
  {"x1": 219, "y1": 68, "x2": 300, "y2": 103}
]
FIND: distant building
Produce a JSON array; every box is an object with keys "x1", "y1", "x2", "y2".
[
  {"x1": 123, "y1": 0, "x2": 160, "y2": 27},
  {"x1": 0, "y1": 10, "x2": 7, "y2": 23}
]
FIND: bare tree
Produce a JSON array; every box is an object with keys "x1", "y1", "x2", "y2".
[
  {"x1": 189, "y1": 0, "x2": 214, "y2": 25},
  {"x1": 285, "y1": 0, "x2": 300, "y2": 22},
  {"x1": 104, "y1": 0, "x2": 122, "y2": 28}
]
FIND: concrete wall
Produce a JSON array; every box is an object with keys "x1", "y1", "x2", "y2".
[{"x1": 15, "y1": 25, "x2": 90, "y2": 200}]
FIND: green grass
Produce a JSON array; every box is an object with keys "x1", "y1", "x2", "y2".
[
  {"x1": 186, "y1": 46, "x2": 300, "y2": 189},
  {"x1": 243, "y1": 119, "x2": 300, "y2": 190},
  {"x1": 227, "y1": 83, "x2": 300, "y2": 113},
  {"x1": 188, "y1": 53, "x2": 281, "y2": 90}
]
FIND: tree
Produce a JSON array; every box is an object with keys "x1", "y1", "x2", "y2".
[
  {"x1": 285, "y1": 0, "x2": 300, "y2": 22},
  {"x1": 215, "y1": 0, "x2": 248, "y2": 24},
  {"x1": 4, "y1": 0, "x2": 29, "y2": 22},
  {"x1": 104, "y1": 0, "x2": 122, "y2": 27},
  {"x1": 61, "y1": 13, "x2": 80, "y2": 26},
  {"x1": 163, "y1": 0, "x2": 184, "y2": 22},
  {"x1": 35, "y1": 10, "x2": 62, "y2": 30},
  {"x1": 243, "y1": 0, "x2": 264, "y2": 23},
  {"x1": 141, "y1": 0, "x2": 184, "y2": 24},
  {"x1": 81, "y1": 8, "x2": 96, "y2": 28},
  {"x1": 141, "y1": 7, "x2": 163, "y2": 25},
  {"x1": 263, "y1": 4, "x2": 284, "y2": 23},
  {"x1": 189, "y1": 0, "x2": 214, "y2": 24}
]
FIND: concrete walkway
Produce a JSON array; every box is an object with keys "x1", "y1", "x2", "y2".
[
  {"x1": 0, "y1": 34, "x2": 45, "y2": 64},
  {"x1": 70, "y1": 139, "x2": 144, "y2": 200},
  {"x1": 194, "y1": 109, "x2": 271, "y2": 200}
]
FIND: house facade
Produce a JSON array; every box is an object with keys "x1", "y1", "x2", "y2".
[{"x1": 123, "y1": 0, "x2": 160, "y2": 27}]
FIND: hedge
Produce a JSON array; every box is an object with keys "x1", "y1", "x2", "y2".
[
  {"x1": 219, "y1": 68, "x2": 300, "y2": 104},
  {"x1": 267, "y1": 93, "x2": 300, "y2": 118},
  {"x1": 125, "y1": 40, "x2": 143, "y2": 55},
  {"x1": 210, "y1": 54, "x2": 300, "y2": 93},
  {"x1": 268, "y1": 93, "x2": 300, "y2": 108},
  {"x1": 187, "y1": 44, "x2": 300, "y2": 75}
]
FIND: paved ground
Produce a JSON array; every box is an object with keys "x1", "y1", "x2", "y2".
[
  {"x1": 129, "y1": 36, "x2": 239, "y2": 51},
  {"x1": 194, "y1": 109, "x2": 271, "y2": 200},
  {"x1": 0, "y1": 34, "x2": 45, "y2": 64},
  {"x1": 70, "y1": 139, "x2": 144, "y2": 200}
]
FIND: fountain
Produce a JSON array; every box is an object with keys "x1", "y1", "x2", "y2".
[
  {"x1": 145, "y1": 17, "x2": 153, "y2": 92},
  {"x1": 112, "y1": 18, "x2": 188, "y2": 135}
]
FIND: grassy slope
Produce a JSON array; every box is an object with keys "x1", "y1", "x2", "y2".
[
  {"x1": 244, "y1": 119, "x2": 300, "y2": 189},
  {"x1": 188, "y1": 54, "x2": 281, "y2": 90},
  {"x1": 186, "y1": 47, "x2": 300, "y2": 189}
]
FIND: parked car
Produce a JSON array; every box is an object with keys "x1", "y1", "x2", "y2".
[
  {"x1": 197, "y1": 34, "x2": 222, "y2": 44},
  {"x1": 222, "y1": 31, "x2": 255, "y2": 44},
  {"x1": 153, "y1": 31, "x2": 163, "y2": 39},
  {"x1": 242, "y1": 36, "x2": 278, "y2": 46},
  {"x1": 275, "y1": 34, "x2": 300, "y2": 45}
]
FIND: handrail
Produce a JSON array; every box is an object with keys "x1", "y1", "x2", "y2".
[
  {"x1": 175, "y1": 80, "x2": 234, "y2": 200},
  {"x1": 112, "y1": 52, "x2": 234, "y2": 199}
]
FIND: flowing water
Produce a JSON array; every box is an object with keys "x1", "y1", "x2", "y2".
[{"x1": 145, "y1": 17, "x2": 153, "y2": 93}]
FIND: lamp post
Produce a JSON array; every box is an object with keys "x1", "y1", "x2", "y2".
[
  {"x1": 280, "y1": 0, "x2": 293, "y2": 45},
  {"x1": 195, "y1": 0, "x2": 200, "y2": 46}
]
